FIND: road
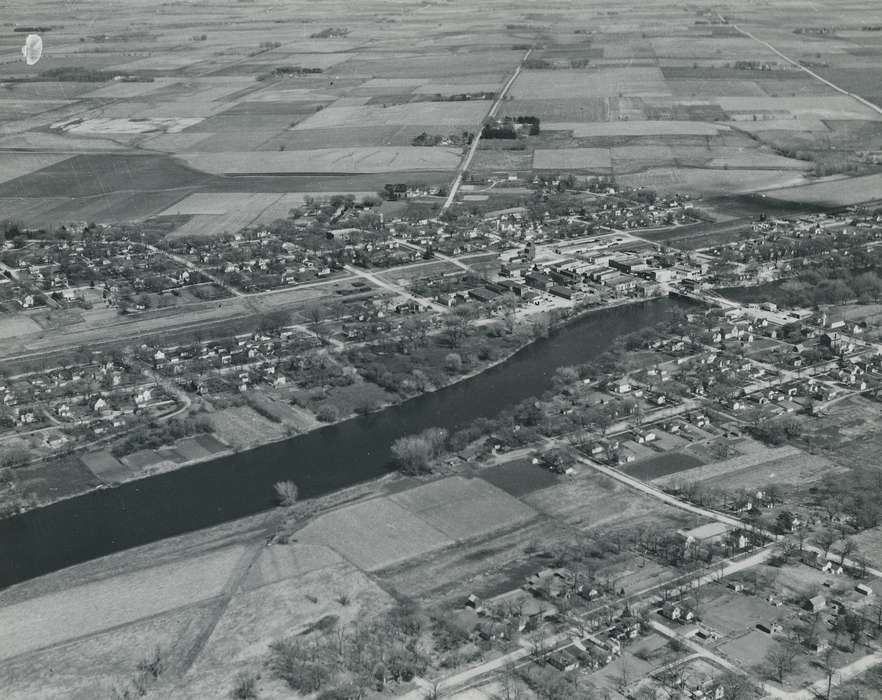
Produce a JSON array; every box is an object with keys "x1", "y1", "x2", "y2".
[
  {"x1": 576, "y1": 455, "x2": 755, "y2": 532},
  {"x1": 441, "y1": 47, "x2": 532, "y2": 212},
  {"x1": 725, "y1": 18, "x2": 882, "y2": 119},
  {"x1": 343, "y1": 264, "x2": 447, "y2": 313}
]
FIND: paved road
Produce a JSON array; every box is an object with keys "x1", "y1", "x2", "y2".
[{"x1": 343, "y1": 264, "x2": 447, "y2": 313}]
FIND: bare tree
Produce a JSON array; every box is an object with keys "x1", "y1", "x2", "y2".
[{"x1": 274, "y1": 480, "x2": 299, "y2": 506}]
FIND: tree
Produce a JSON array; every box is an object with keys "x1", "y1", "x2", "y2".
[
  {"x1": 821, "y1": 646, "x2": 838, "y2": 700},
  {"x1": 814, "y1": 529, "x2": 837, "y2": 559},
  {"x1": 763, "y1": 645, "x2": 791, "y2": 684},
  {"x1": 838, "y1": 539, "x2": 855, "y2": 568},
  {"x1": 391, "y1": 428, "x2": 446, "y2": 476},
  {"x1": 274, "y1": 480, "x2": 299, "y2": 507},
  {"x1": 444, "y1": 316, "x2": 469, "y2": 348},
  {"x1": 719, "y1": 671, "x2": 756, "y2": 700},
  {"x1": 843, "y1": 612, "x2": 865, "y2": 652},
  {"x1": 391, "y1": 435, "x2": 433, "y2": 475},
  {"x1": 494, "y1": 662, "x2": 524, "y2": 700}
]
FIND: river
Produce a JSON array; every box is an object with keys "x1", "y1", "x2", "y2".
[{"x1": 0, "y1": 297, "x2": 686, "y2": 588}]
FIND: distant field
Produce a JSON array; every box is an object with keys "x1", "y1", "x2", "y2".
[
  {"x1": 181, "y1": 147, "x2": 462, "y2": 174},
  {"x1": 512, "y1": 66, "x2": 670, "y2": 99},
  {"x1": 543, "y1": 121, "x2": 726, "y2": 137},
  {"x1": 618, "y1": 167, "x2": 809, "y2": 194},
  {"x1": 0, "y1": 154, "x2": 207, "y2": 199},
  {"x1": 715, "y1": 95, "x2": 882, "y2": 121},
  {"x1": 502, "y1": 97, "x2": 609, "y2": 122},
  {"x1": 0, "y1": 154, "x2": 72, "y2": 185},
  {"x1": 763, "y1": 172, "x2": 882, "y2": 206},
  {"x1": 533, "y1": 147, "x2": 612, "y2": 170},
  {"x1": 292, "y1": 102, "x2": 488, "y2": 130}
]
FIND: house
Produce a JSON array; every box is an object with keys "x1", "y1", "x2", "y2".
[
  {"x1": 635, "y1": 429, "x2": 657, "y2": 443},
  {"x1": 661, "y1": 602, "x2": 692, "y2": 622},
  {"x1": 806, "y1": 637, "x2": 831, "y2": 654},
  {"x1": 546, "y1": 650, "x2": 578, "y2": 672},
  {"x1": 805, "y1": 595, "x2": 827, "y2": 613},
  {"x1": 821, "y1": 561, "x2": 844, "y2": 576},
  {"x1": 610, "y1": 379, "x2": 631, "y2": 394},
  {"x1": 465, "y1": 594, "x2": 484, "y2": 612},
  {"x1": 93, "y1": 397, "x2": 107, "y2": 413},
  {"x1": 577, "y1": 584, "x2": 601, "y2": 602}
]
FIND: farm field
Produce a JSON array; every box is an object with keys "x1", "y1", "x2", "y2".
[
  {"x1": 0, "y1": 543, "x2": 247, "y2": 660},
  {"x1": 179, "y1": 147, "x2": 462, "y2": 175},
  {"x1": 763, "y1": 172, "x2": 882, "y2": 206},
  {"x1": 1, "y1": 0, "x2": 882, "y2": 232}
]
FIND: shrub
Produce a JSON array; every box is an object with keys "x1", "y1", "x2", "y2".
[
  {"x1": 231, "y1": 671, "x2": 259, "y2": 699},
  {"x1": 444, "y1": 352, "x2": 463, "y2": 373}
]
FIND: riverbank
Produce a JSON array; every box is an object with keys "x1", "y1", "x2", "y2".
[
  {"x1": 2, "y1": 294, "x2": 669, "y2": 521},
  {"x1": 0, "y1": 296, "x2": 687, "y2": 588}
]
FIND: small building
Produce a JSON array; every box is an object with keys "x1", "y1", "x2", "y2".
[
  {"x1": 855, "y1": 583, "x2": 874, "y2": 597},
  {"x1": 677, "y1": 522, "x2": 730, "y2": 545},
  {"x1": 805, "y1": 595, "x2": 827, "y2": 613},
  {"x1": 757, "y1": 621, "x2": 783, "y2": 635}
]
